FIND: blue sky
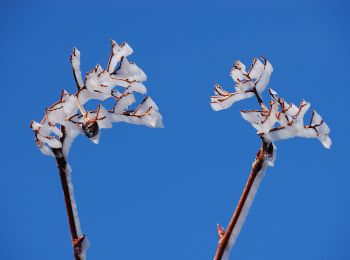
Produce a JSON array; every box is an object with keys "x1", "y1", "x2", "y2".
[{"x1": 1, "y1": 0, "x2": 349, "y2": 259}]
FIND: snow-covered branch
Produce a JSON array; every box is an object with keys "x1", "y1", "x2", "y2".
[
  {"x1": 240, "y1": 88, "x2": 331, "y2": 148},
  {"x1": 210, "y1": 57, "x2": 331, "y2": 260},
  {"x1": 31, "y1": 40, "x2": 163, "y2": 159},
  {"x1": 30, "y1": 40, "x2": 163, "y2": 260},
  {"x1": 215, "y1": 141, "x2": 276, "y2": 260},
  {"x1": 210, "y1": 57, "x2": 273, "y2": 111}
]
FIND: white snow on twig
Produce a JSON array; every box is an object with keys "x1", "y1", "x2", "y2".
[
  {"x1": 210, "y1": 57, "x2": 331, "y2": 148},
  {"x1": 66, "y1": 163, "x2": 90, "y2": 260},
  {"x1": 31, "y1": 40, "x2": 163, "y2": 157},
  {"x1": 210, "y1": 57, "x2": 331, "y2": 260},
  {"x1": 30, "y1": 40, "x2": 163, "y2": 260},
  {"x1": 210, "y1": 57, "x2": 273, "y2": 111},
  {"x1": 222, "y1": 145, "x2": 276, "y2": 260}
]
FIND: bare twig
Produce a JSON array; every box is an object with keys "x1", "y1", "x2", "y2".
[
  {"x1": 52, "y1": 127, "x2": 86, "y2": 260},
  {"x1": 214, "y1": 141, "x2": 273, "y2": 260}
]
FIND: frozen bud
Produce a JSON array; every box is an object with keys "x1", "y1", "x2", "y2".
[
  {"x1": 82, "y1": 118, "x2": 99, "y2": 138},
  {"x1": 217, "y1": 224, "x2": 225, "y2": 240},
  {"x1": 73, "y1": 235, "x2": 86, "y2": 255}
]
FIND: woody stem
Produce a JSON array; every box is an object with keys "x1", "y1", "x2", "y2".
[
  {"x1": 51, "y1": 145, "x2": 84, "y2": 260},
  {"x1": 214, "y1": 141, "x2": 273, "y2": 260}
]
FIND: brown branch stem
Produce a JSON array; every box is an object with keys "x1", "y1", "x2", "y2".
[
  {"x1": 214, "y1": 141, "x2": 273, "y2": 260},
  {"x1": 252, "y1": 87, "x2": 263, "y2": 107},
  {"x1": 52, "y1": 147, "x2": 85, "y2": 260}
]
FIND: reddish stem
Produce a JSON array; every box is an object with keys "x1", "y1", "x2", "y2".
[
  {"x1": 214, "y1": 141, "x2": 273, "y2": 260},
  {"x1": 52, "y1": 147, "x2": 84, "y2": 260}
]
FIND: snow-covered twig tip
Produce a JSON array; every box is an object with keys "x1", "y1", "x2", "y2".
[
  {"x1": 210, "y1": 57, "x2": 331, "y2": 260},
  {"x1": 31, "y1": 39, "x2": 163, "y2": 158},
  {"x1": 210, "y1": 57, "x2": 331, "y2": 148}
]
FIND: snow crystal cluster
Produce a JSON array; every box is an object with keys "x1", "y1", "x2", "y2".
[
  {"x1": 30, "y1": 40, "x2": 163, "y2": 157},
  {"x1": 210, "y1": 57, "x2": 331, "y2": 148}
]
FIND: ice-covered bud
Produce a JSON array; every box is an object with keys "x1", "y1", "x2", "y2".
[
  {"x1": 73, "y1": 235, "x2": 85, "y2": 255},
  {"x1": 82, "y1": 118, "x2": 99, "y2": 138}
]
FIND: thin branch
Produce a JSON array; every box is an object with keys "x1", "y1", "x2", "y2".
[
  {"x1": 213, "y1": 59, "x2": 272, "y2": 259},
  {"x1": 251, "y1": 87, "x2": 263, "y2": 106},
  {"x1": 211, "y1": 57, "x2": 331, "y2": 259},
  {"x1": 214, "y1": 61, "x2": 271, "y2": 259},
  {"x1": 70, "y1": 48, "x2": 84, "y2": 90},
  {"x1": 51, "y1": 127, "x2": 86, "y2": 260},
  {"x1": 31, "y1": 40, "x2": 163, "y2": 260},
  {"x1": 214, "y1": 141, "x2": 274, "y2": 260}
]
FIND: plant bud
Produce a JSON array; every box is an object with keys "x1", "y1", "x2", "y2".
[{"x1": 82, "y1": 119, "x2": 99, "y2": 138}]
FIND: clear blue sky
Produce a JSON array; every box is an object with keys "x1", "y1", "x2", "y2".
[{"x1": 1, "y1": 0, "x2": 349, "y2": 259}]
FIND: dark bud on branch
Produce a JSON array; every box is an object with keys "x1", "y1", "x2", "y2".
[
  {"x1": 73, "y1": 235, "x2": 86, "y2": 256},
  {"x1": 82, "y1": 118, "x2": 99, "y2": 138}
]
